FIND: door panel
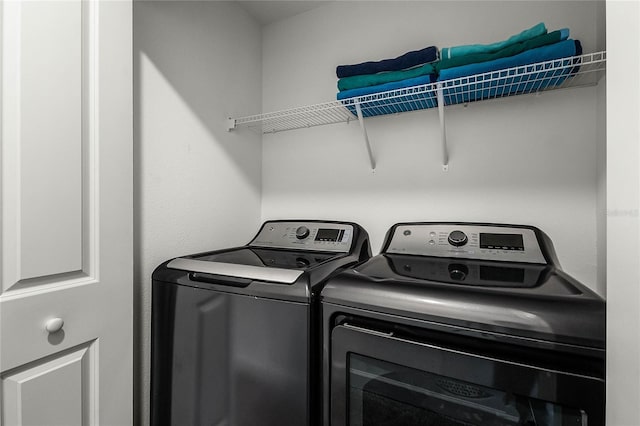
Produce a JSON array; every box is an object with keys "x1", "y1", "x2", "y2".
[
  {"x1": 2, "y1": 342, "x2": 96, "y2": 426},
  {"x1": 2, "y1": 0, "x2": 90, "y2": 294},
  {"x1": 18, "y1": 0, "x2": 83, "y2": 281},
  {"x1": 0, "y1": 1, "x2": 132, "y2": 424},
  {"x1": 1, "y1": 285, "x2": 100, "y2": 372}
]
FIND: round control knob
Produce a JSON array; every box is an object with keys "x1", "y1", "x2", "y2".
[
  {"x1": 295, "y1": 226, "x2": 310, "y2": 240},
  {"x1": 447, "y1": 230, "x2": 468, "y2": 247}
]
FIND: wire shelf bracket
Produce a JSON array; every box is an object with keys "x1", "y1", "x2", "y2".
[
  {"x1": 228, "y1": 51, "x2": 606, "y2": 172},
  {"x1": 436, "y1": 83, "x2": 449, "y2": 171},
  {"x1": 354, "y1": 102, "x2": 376, "y2": 171}
]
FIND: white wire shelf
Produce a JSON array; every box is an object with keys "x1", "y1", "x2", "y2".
[
  {"x1": 230, "y1": 100, "x2": 355, "y2": 134},
  {"x1": 229, "y1": 51, "x2": 605, "y2": 134},
  {"x1": 228, "y1": 51, "x2": 606, "y2": 170},
  {"x1": 436, "y1": 50, "x2": 606, "y2": 107}
]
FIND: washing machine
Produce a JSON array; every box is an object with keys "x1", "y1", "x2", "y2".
[
  {"x1": 151, "y1": 220, "x2": 371, "y2": 426},
  {"x1": 322, "y1": 222, "x2": 605, "y2": 426}
]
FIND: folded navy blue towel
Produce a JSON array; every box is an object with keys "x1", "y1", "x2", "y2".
[{"x1": 336, "y1": 45, "x2": 438, "y2": 78}]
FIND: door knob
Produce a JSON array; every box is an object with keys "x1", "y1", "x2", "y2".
[{"x1": 45, "y1": 318, "x2": 64, "y2": 333}]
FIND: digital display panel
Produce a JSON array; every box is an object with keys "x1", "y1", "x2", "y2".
[
  {"x1": 315, "y1": 228, "x2": 342, "y2": 242},
  {"x1": 480, "y1": 233, "x2": 524, "y2": 251}
]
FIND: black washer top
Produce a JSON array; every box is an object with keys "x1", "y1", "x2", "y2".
[
  {"x1": 153, "y1": 220, "x2": 372, "y2": 303},
  {"x1": 192, "y1": 247, "x2": 338, "y2": 270}
]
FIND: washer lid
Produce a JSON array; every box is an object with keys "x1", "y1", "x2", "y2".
[
  {"x1": 167, "y1": 258, "x2": 304, "y2": 284},
  {"x1": 193, "y1": 247, "x2": 339, "y2": 269},
  {"x1": 167, "y1": 247, "x2": 342, "y2": 284}
]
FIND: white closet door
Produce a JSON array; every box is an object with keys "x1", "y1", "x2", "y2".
[{"x1": 0, "y1": 1, "x2": 132, "y2": 425}]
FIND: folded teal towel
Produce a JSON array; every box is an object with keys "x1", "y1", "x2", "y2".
[
  {"x1": 338, "y1": 62, "x2": 437, "y2": 91},
  {"x1": 438, "y1": 38, "x2": 578, "y2": 81},
  {"x1": 337, "y1": 74, "x2": 436, "y2": 101},
  {"x1": 441, "y1": 22, "x2": 547, "y2": 59},
  {"x1": 437, "y1": 39, "x2": 582, "y2": 106},
  {"x1": 436, "y1": 29, "x2": 569, "y2": 72}
]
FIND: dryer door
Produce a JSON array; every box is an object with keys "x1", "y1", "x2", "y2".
[{"x1": 330, "y1": 324, "x2": 604, "y2": 426}]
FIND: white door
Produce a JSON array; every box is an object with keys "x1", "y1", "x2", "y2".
[{"x1": 0, "y1": 1, "x2": 132, "y2": 425}]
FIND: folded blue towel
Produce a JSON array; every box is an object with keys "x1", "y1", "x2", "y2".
[
  {"x1": 436, "y1": 29, "x2": 569, "y2": 72},
  {"x1": 441, "y1": 22, "x2": 547, "y2": 59},
  {"x1": 337, "y1": 46, "x2": 438, "y2": 78},
  {"x1": 438, "y1": 39, "x2": 579, "y2": 81},
  {"x1": 439, "y1": 40, "x2": 582, "y2": 106},
  {"x1": 337, "y1": 74, "x2": 437, "y2": 117}
]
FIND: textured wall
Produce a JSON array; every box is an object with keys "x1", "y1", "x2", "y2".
[
  {"x1": 261, "y1": 1, "x2": 604, "y2": 293},
  {"x1": 133, "y1": 3, "x2": 262, "y2": 424}
]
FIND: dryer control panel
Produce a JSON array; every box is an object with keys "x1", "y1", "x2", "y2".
[
  {"x1": 386, "y1": 223, "x2": 547, "y2": 264},
  {"x1": 250, "y1": 221, "x2": 354, "y2": 253}
]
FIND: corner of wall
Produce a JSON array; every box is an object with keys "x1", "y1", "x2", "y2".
[
  {"x1": 596, "y1": 75, "x2": 606, "y2": 297},
  {"x1": 134, "y1": 3, "x2": 263, "y2": 425}
]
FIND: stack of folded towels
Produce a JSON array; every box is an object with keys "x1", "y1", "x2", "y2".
[
  {"x1": 336, "y1": 45, "x2": 439, "y2": 101},
  {"x1": 336, "y1": 22, "x2": 581, "y2": 112}
]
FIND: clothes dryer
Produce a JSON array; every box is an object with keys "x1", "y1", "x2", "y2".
[{"x1": 322, "y1": 222, "x2": 605, "y2": 426}]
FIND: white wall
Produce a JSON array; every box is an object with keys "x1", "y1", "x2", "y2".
[
  {"x1": 606, "y1": 0, "x2": 640, "y2": 422},
  {"x1": 133, "y1": 2, "x2": 262, "y2": 425},
  {"x1": 596, "y1": 0, "x2": 607, "y2": 298},
  {"x1": 261, "y1": 1, "x2": 604, "y2": 292},
  {"x1": 597, "y1": 70, "x2": 607, "y2": 297},
  {"x1": 129, "y1": 1, "x2": 640, "y2": 423}
]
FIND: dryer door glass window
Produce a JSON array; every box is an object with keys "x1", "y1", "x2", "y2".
[{"x1": 348, "y1": 354, "x2": 586, "y2": 426}]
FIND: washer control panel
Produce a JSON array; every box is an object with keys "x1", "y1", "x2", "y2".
[
  {"x1": 250, "y1": 221, "x2": 354, "y2": 253},
  {"x1": 386, "y1": 224, "x2": 547, "y2": 264}
]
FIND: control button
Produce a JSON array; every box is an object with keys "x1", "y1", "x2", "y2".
[
  {"x1": 295, "y1": 226, "x2": 310, "y2": 240},
  {"x1": 428, "y1": 240, "x2": 436, "y2": 245},
  {"x1": 447, "y1": 230, "x2": 468, "y2": 247},
  {"x1": 429, "y1": 232, "x2": 437, "y2": 237}
]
